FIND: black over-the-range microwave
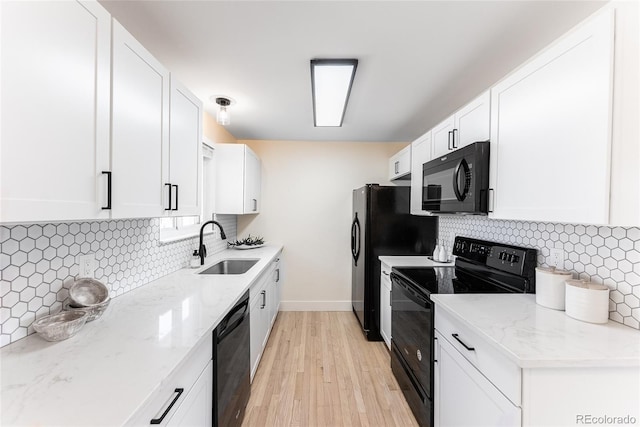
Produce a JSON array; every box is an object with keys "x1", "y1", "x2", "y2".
[{"x1": 422, "y1": 141, "x2": 490, "y2": 214}]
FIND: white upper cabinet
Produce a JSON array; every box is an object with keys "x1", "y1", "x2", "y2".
[
  {"x1": 388, "y1": 145, "x2": 411, "y2": 181},
  {"x1": 111, "y1": 20, "x2": 170, "y2": 219},
  {"x1": 431, "y1": 91, "x2": 490, "y2": 158},
  {"x1": 410, "y1": 132, "x2": 432, "y2": 215},
  {"x1": 0, "y1": 0, "x2": 111, "y2": 223},
  {"x1": 166, "y1": 77, "x2": 203, "y2": 217},
  {"x1": 489, "y1": 9, "x2": 614, "y2": 224},
  {"x1": 215, "y1": 144, "x2": 262, "y2": 215}
]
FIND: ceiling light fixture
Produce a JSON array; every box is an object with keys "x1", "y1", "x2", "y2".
[
  {"x1": 215, "y1": 97, "x2": 231, "y2": 126},
  {"x1": 310, "y1": 59, "x2": 358, "y2": 127}
]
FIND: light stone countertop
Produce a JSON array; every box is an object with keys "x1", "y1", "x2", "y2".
[
  {"x1": 431, "y1": 294, "x2": 640, "y2": 369},
  {"x1": 378, "y1": 255, "x2": 455, "y2": 268},
  {"x1": 0, "y1": 244, "x2": 283, "y2": 426}
]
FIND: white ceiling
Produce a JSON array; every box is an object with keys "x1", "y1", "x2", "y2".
[{"x1": 99, "y1": 0, "x2": 606, "y2": 142}]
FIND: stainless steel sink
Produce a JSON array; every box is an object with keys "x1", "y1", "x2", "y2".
[{"x1": 198, "y1": 259, "x2": 259, "y2": 275}]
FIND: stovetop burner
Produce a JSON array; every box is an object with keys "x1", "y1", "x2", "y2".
[{"x1": 392, "y1": 236, "x2": 538, "y2": 298}]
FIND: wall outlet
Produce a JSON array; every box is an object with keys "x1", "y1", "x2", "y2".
[
  {"x1": 549, "y1": 248, "x2": 565, "y2": 269},
  {"x1": 78, "y1": 253, "x2": 96, "y2": 278}
]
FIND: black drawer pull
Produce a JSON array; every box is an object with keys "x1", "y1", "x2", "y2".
[
  {"x1": 150, "y1": 387, "x2": 184, "y2": 424},
  {"x1": 452, "y1": 333, "x2": 475, "y2": 351}
]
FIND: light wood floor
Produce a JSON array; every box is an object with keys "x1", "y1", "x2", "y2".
[{"x1": 243, "y1": 312, "x2": 419, "y2": 427}]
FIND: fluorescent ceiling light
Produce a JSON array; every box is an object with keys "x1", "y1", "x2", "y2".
[{"x1": 311, "y1": 59, "x2": 358, "y2": 127}]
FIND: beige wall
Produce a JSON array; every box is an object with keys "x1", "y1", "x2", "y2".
[
  {"x1": 237, "y1": 139, "x2": 408, "y2": 310},
  {"x1": 203, "y1": 111, "x2": 237, "y2": 143}
]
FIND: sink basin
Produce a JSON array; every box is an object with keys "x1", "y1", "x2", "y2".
[{"x1": 198, "y1": 259, "x2": 259, "y2": 275}]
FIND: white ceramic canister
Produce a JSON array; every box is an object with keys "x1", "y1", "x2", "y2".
[
  {"x1": 565, "y1": 279, "x2": 610, "y2": 324},
  {"x1": 535, "y1": 267, "x2": 573, "y2": 310}
]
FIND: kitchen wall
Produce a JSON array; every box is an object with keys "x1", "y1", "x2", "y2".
[
  {"x1": 237, "y1": 139, "x2": 408, "y2": 310},
  {"x1": 439, "y1": 215, "x2": 640, "y2": 329},
  {"x1": 0, "y1": 215, "x2": 237, "y2": 348}
]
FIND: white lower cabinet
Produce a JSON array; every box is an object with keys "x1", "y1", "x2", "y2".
[
  {"x1": 167, "y1": 361, "x2": 213, "y2": 427},
  {"x1": 126, "y1": 334, "x2": 212, "y2": 426},
  {"x1": 434, "y1": 306, "x2": 640, "y2": 427},
  {"x1": 434, "y1": 330, "x2": 521, "y2": 427},
  {"x1": 250, "y1": 253, "x2": 282, "y2": 381},
  {"x1": 380, "y1": 262, "x2": 392, "y2": 350}
]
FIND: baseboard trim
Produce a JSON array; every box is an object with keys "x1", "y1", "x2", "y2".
[{"x1": 280, "y1": 300, "x2": 352, "y2": 311}]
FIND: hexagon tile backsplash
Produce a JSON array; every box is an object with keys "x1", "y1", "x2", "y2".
[
  {"x1": 0, "y1": 215, "x2": 237, "y2": 348},
  {"x1": 439, "y1": 216, "x2": 640, "y2": 330}
]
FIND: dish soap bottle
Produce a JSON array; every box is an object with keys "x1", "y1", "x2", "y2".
[{"x1": 190, "y1": 250, "x2": 200, "y2": 268}]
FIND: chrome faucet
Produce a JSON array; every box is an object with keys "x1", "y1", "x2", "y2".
[{"x1": 198, "y1": 220, "x2": 227, "y2": 265}]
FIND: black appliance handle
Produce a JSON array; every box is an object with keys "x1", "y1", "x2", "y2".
[
  {"x1": 452, "y1": 158, "x2": 470, "y2": 201},
  {"x1": 391, "y1": 274, "x2": 430, "y2": 307},
  {"x1": 351, "y1": 214, "x2": 361, "y2": 266},
  {"x1": 217, "y1": 297, "x2": 249, "y2": 342},
  {"x1": 101, "y1": 171, "x2": 112, "y2": 210},
  {"x1": 172, "y1": 185, "x2": 179, "y2": 211},
  {"x1": 452, "y1": 333, "x2": 475, "y2": 351},
  {"x1": 447, "y1": 131, "x2": 453, "y2": 150},
  {"x1": 452, "y1": 128, "x2": 458, "y2": 149},
  {"x1": 164, "y1": 183, "x2": 172, "y2": 211},
  {"x1": 150, "y1": 388, "x2": 184, "y2": 424}
]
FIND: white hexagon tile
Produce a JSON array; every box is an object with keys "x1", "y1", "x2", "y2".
[
  {"x1": 0, "y1": 216, "x2": 237, "y2": 348},
  {"x1": 439, "y1": 216, "x2": 640, "y2": 330}
]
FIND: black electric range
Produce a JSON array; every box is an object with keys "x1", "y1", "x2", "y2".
[{"x1": 389, "y1": 236, "x2": 537, "y2": 427}]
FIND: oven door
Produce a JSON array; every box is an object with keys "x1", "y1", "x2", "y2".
[
  {"x1": 422, "y1": 141, "x2": 489, "y2": 214},
  {"x1": 391, "y1": 274, "x2": 434, "y2": 399}
]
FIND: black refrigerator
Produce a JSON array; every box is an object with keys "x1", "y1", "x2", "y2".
[{"x1": 351, "y1": 184, "x2": 438, "y2": 341}]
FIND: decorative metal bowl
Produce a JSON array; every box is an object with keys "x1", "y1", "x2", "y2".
[
  {"x1": 33, "y1": 310, "x2": 88, "y2": 341},
  {"x1": 69, "y1": 278, "x2": 109, "y2": 307},
  {"x1": 64, "y1": 297, "x2": 111, "y2": 322}
]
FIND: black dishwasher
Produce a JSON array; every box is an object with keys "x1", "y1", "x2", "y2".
[{"x1": 213, "y1": 290, "x2": 251, "y2": 427}]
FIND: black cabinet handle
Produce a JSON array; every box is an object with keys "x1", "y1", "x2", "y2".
[
  {"x1": 101, "y1": 171, "x2": 112, "y2": 210},
  {"x1": 394, "y1": 161, "x2": 399, "y2": 174},
  {"x1": 164, "y1": 183, "x2": 172, "y2": 211},
  {"x1": 382, "y1": 271, "x2": 390, "y2": 276},
  {"x1": 150, "y1": 388, "x2": 184, "y2": 424},
  {"x1": 172, "y1": 185, "x2": 178, "y2": 211},
  {"x1": 260, "y1": 290, "x2": 266, "y2": 309},
  {"x1": 452, "y1": 333, "x2": 475, "y2": 351},
  {"x1": 276, "y1": 268, "x2": 280, "y2": 282},
  {"x1": 252, "y1": 198, "x2": 257, "y2": 212},
  {"x1": 452, "y1": 128, "x2": 458, "y2": 149},
  {"x1": 488, "y1": 188, "x2": 495, "y2": 213}
]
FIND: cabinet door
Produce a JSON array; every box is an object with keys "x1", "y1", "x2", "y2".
[
  {"x1": 434, "y1": 331, "x2": 521, "y2": 427},
  {"x1": 389, "y1": 145, "x2": 411, "y2": 180},
  {"x1": 0, "y1": 0, "x2": 111, "y2": 223},
  {"x1": 380, "y1": 266, "x2": 392, "y2": 350},
  {"x1": 243, "y1": 147, "x2": 261, "y2": 214},
  {"x1": 431, "y1": 116, "x2": 455, "y2": 158},
  {"x1": 111, "y1": 20, "x2": 169, "y2": 219},
  {"x1": 410, "y1": 132, "x2": 432, "y2": 215},
  {"x1": 489, "y1": 9, "x2": 613, "y2": 224},
  {"x1": 167, "y1": 76, "x2": 202, "y2": 216},
  {"x1": 454, "y1": 90, "x2": 490, "y2": 149},
  {"x1": 249, "y1": 294, "x2": 263, "y2": 382},
  {"x1": 167, "y1": 361, "x2": 213, "y2": 427}
]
